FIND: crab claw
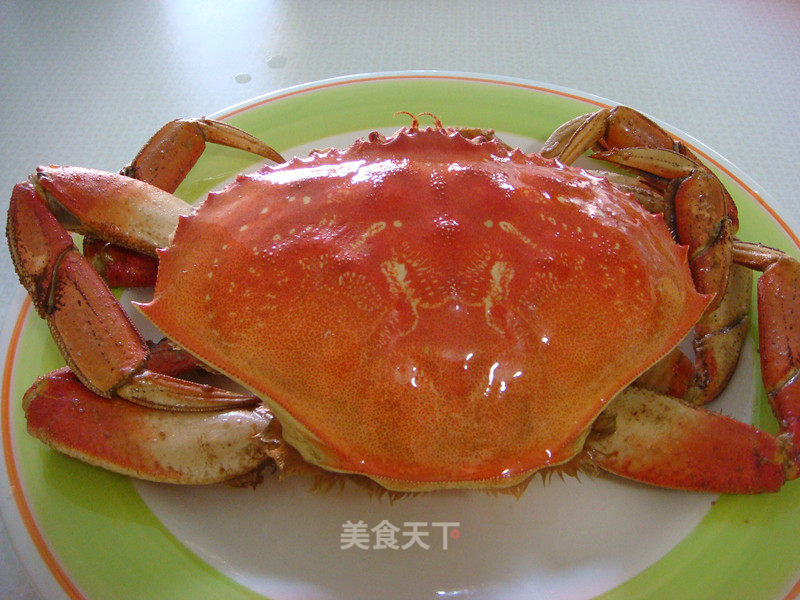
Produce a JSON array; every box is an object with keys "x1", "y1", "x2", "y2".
[
  {"x1": 85, "y1": 118, "x2": 286, "y2": 288},
  {"x1": 7, "y1": 181, "x2": 150, "y2": 395},
  {"x1": 584, "y1": 387, "x2": 791, "y2": 493},
  {"x1": 36, "y1": 165, "x2": 191, "y2": 256},
  {"x1": 23, "y1": 368, "x2": 273, "y2": 484},
  {"x1": 757, "y1": 257, "x2": 800, "y2": 458}
]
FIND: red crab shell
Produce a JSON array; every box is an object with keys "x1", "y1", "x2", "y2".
[{"x1": 138, "y1": 126, "x2": 709, "y2": 491}]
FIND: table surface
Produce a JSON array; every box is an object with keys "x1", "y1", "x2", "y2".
[{"x1": 2, "y1": 1, "x2": 799, "y2": 598}]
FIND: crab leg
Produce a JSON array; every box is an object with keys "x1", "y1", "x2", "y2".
[
  {"x1": 35, "y1": 165, "x2": 190, "y2": 257},
  {"x1": 586, "y1": 244, "x2": 800, "y2": 492},
  {"x1": 583, "y1": 387, "x2": 793, "y2": 493},
  {"x1": 543, "y1": 106, "x2": 751, "y2": 405},
  {"x1": 636, "y1": 262, "x2": 752, "y2": 405},
  {"x1": 24, "y1": 368, "x2": 272, "y2": 484},
  {"x1": 8, "y1": 170, "x2": 256, "y2": 410},
  {"x1": 145, "y1": 338, "x2": 205, "y2": 377},
  {"x1": 8, "y1": 181, "x2": 150, "y2": 395},
  {"x1": 83, "y1": 236, "x2": 160, "y2": 288},
  {"x1": 122, "y1": 118, "x2": 284, "y2": 194},
  {"x1": 541, "y1": 105, "x2": 701, "y2": 169},
  {"x1": 734, "y1": 242, "x2": 800, "y2": 455},
  {"x1": 88, "y1": 118, "x2": 285, "y2": 288},
  {"x1": 592, "y1": 147, "x2": 736, "y2": 311},
  {"x1": 541, "y1": 106, "x2": 737, "y2": 307}
]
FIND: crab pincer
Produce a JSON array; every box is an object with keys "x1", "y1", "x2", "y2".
[{"x1": 8, "y1": 164, "x2": 269, "y2": 483}]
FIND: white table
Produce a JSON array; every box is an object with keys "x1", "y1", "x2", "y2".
[{"x1": 2, "y1": 1, "x2": 799, "y2": 597}]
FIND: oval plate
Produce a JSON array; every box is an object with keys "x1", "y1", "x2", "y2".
[{"x1": 2, "y1": 72, "x2": 800, "y2": 600}]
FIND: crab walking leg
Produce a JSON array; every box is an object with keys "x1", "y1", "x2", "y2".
[
  {"x1": 542, "y1": 107, "x2": 752, "y2": 404},
  {"x1": 145, "y1": 338, "x2": 205, "y2": 377},
  {"x1": 735, "y1": 242, "x2": 800, "y2": 456},
  {"x1": 542, "y1": 107, "x2": 737, "y2": 307},
  {"x1": 8, "y1": 181, "x2": 149, "y2": 394},
  {"x1": 591, "y1": 148, "x2": 734, "y2": 311},
  {"x1": 23, "y1": 368, "x2": 272, "y2": 484},
  {"x1": 7, "y1": 176, "x2": 257, "y2": 412},
  {"x1": 636, "y1": 262, "x2": 752, "y2": 405},
  {"x1": 592, "y1": 247, "x2": 800, "y2": 492},
  {"x1": 82, "y1": 236, "x2": 160, "y2": 288},
  {"x1": 122, "y1": 118, "x2": 285, "y2": 194},
  {"x1": 540, "y1": 106, "x2": 686, "y2": 165},
  {"x1": 583, "y1": 387, "x2": 792, "y2": 493},
  {"x1": 84, "y1": 118, "x2": 285, "y2": 288}
]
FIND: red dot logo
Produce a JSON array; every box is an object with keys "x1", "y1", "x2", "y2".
[{"x1": 450, "y1": 528, "x2": 460, "y2": 539}]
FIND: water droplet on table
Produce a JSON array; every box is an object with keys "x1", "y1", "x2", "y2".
[
  {"x1": 267, "y1": 55, "x2": 287, "y2": 69},
  {"x1": 234, "y1": 72, "x2": 252, "y2": 84}
]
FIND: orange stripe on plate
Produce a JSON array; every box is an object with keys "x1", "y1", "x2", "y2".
[
  {"x1": 1, "y1": 296, "x2": 87, "y2": 600},
  {"x1": 217, "y1": 73, "x2": 607, "y2": 120}
]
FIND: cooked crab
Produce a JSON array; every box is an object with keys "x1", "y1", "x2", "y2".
[{"x1": 7, "y1": 109, "x2": 800, "y2": 494}]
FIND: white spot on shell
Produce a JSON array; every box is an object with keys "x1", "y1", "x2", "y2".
[
  {"x1": 302, "y1": 196, "x2": 311, "y2": 204},
  {"x1": 239, "y1": 225, "x2": 249, "y2": 232},
  {"x1": 484, "y1": 220, "x2": 494, "y2": 228},
  {"x1": 393, "y1": 220, "x2": 402, "y2": 227}
]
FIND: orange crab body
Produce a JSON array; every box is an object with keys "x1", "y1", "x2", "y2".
[{"x1": 140, "y1": 126, "x2": 707, "y2": 491}]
